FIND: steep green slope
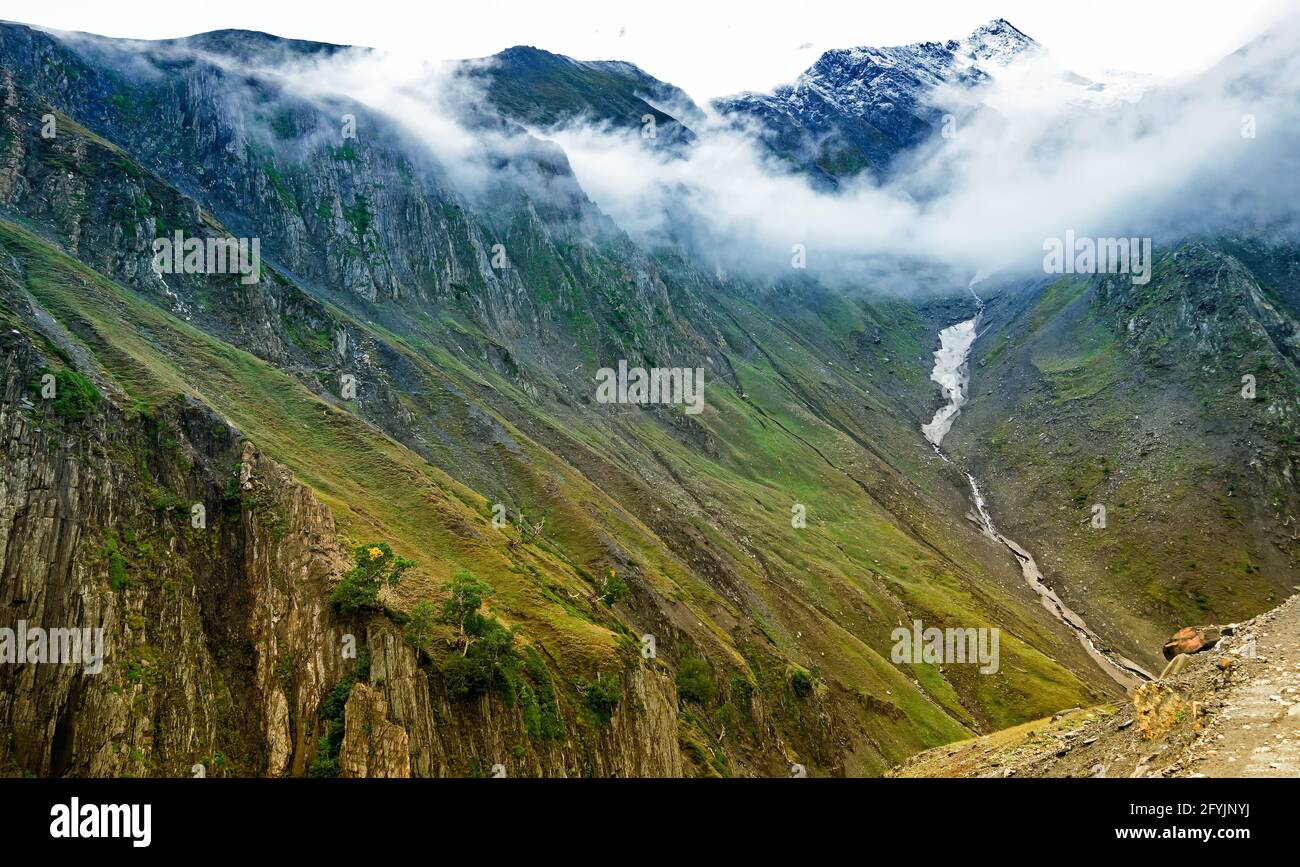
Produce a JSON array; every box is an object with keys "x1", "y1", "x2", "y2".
[{"x1": 0, "y1": 99, "x2": 1117, "y2": 779}]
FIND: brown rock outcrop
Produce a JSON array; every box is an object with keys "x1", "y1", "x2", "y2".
[{"x1": 339, "y1": 683, "x2": 410, "y2": 778}]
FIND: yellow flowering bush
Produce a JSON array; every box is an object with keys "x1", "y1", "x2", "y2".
[{"x1": 330, "y1": 541, "x2": 414, "y2": 615}]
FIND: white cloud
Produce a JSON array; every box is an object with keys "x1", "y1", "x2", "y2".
[
  {"x1": 44, "y1": 8, "x2": 1300, "y2": 291},
  {"x1": 537, "y1": 14, "x2": 1300, "y2": 286}
]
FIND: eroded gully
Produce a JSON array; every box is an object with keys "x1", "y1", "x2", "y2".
[{"x1": 922, "y1": 288, "x2": 1153, "y2": 691}]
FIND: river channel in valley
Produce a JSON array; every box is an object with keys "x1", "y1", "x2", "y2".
[{"x1": 922, "y1": 289, "x2": 1153, "y2": 690}]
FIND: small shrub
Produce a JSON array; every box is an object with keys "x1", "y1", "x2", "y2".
[
  {"x1": 440, "y1": 616, "x2": 519, "y2": 702},
  {"x1": 104, "y1": 535, "x2": 129, "y2": 592},
  {"x1": 274, "y1": 648, "x2": 294, "y2": 691},
  {"x1": 403, "y1": 600, "x2": 439, "y2": 658},
  {"x1": 790, "y1": 668, "x2": 814, "y2": 699},
  {"x1": 33, "y1": 368, "x2": 100, "y2": 422},
  {"x1": 675, "y1": 656, "x2": 716, "y2": 704},
  {"x1": 344, "y1": 195, "x2": 373, "y2": 236},
  {"x1": 441, "y1": 652, "x2": 491, "y2": 699},
  {"x1": 598, "y1": 569, "x2": 630, "y2": 606},
  {"x1": 308, "y1": 676, "x2": 356, "y2": 778},
  {"x1": 521, "y1": 647, "x2": 563, "y2": 740},
  {"x1": 578, "y1": 673, "x2": 622, "y2": 725}
]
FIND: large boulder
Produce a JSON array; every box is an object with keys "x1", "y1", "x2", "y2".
[{"x1": 1162, "y1": 627, "x2": 1221, "y2": 660}]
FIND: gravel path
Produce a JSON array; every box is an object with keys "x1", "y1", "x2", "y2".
[{"x1": 1183, "y1": 594, "x2": 1300, "y2": 777}]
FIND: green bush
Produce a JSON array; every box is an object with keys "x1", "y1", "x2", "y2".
[
  {"x1": 521, "y1": 647, "x2": 563, "y2": 740},
  {"x1": 435, "y1": 572, "x2": 522, "y2": 703},
  {"x1": 104, "y1": 535, "x2": 129, "y2": 592},
  {"x1": 330, "y1": 542, "x2": 414, "y2": 615},
  {"x1": 675, "y1": 656, "x2": 716, "y2": 704},
  {"x1": 308, "y1": 676, "x2": 357, "y2": 778},
  {"x1": 403, "y1": 600, "x2": 439, "y2": 658},
  {"x1": 308, "y1": 730, "x2": 342, "y2": 778},
  {"x1": 440, "y1": 616, "x2": 520, "y2": 702},
  {"x1": 598, "y1": 569, "x2": 630, "y2": 606},
  {"x1": 578, "y1": 673, "x2": 622, "y2": 725},
  {"x1": 344, "y1": 195, "x2": 373, "y2": 236},
  {"x1": 790, "y1": 668, "x2": 814, "y2": 699},
  {"x1": 441, "y1": 652, "x2": 491, "y2": 699}
]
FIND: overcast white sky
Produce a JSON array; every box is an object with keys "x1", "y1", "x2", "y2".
[{"x1": 2, "y1": 0, "x2": 1294, "y2": 99}]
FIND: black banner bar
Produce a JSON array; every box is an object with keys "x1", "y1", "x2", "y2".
[{"x1": 1, "y1": 777, "x2": 1286, "y2": 854}]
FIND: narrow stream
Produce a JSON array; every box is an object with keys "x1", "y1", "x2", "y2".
[{"x1": 923, "y1": 289, "x2": 1153, "y2": 691}]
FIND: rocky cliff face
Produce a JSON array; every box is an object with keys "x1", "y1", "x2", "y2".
[
  {"x1": 0, "y1": 320, "x2": 348, "y2": 776},
  {"x1": 339, "y1": 684, "x2": 410, "y2": 778},
  {"x1": 363, "y1": 622, "x2": 683, "y2": 777}
]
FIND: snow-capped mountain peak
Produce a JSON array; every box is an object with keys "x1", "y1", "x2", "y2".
[
  {"x1": 711, "y1": 18, "x2": 1155, "y2": 185},
  {"x1": 710, "y1": 20, "x2": 1041, "y2": 184},
  {"x1": 955, "y1": 18, "x2": 1040, "y2": 66}
]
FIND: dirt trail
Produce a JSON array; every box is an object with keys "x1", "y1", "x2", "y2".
[
  {"x1": 1182, "y1": 593, "x2": 1300, "y2": 777},
  {"x1": 892, "y1": 592, "x2": 1300, "y2": 778}
]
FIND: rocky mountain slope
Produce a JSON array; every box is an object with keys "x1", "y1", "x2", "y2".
[
  {"x1": 711, "y1": 20, "x2": 1032, "y2": 185},
  {"x1": 712, "y1": 18, "x2": 1158, "y2": 187},
  {"x1": 468, "y1": 45, "x2": 702, "y2": 145}
]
